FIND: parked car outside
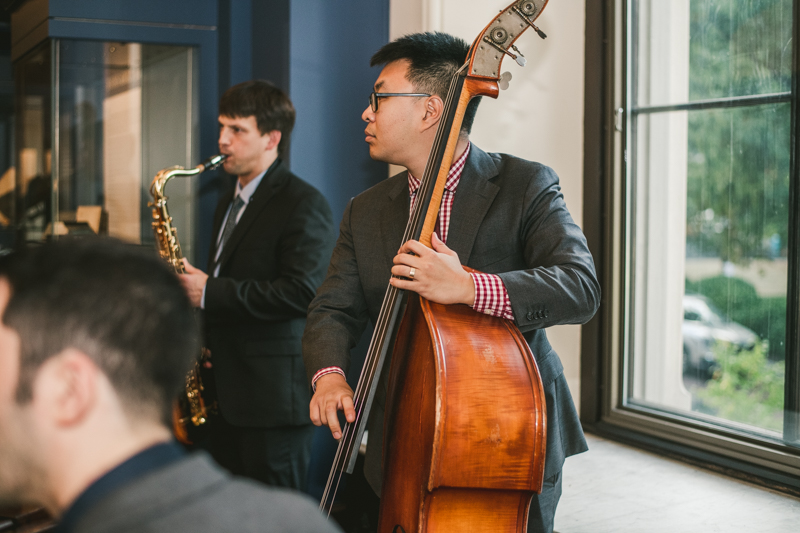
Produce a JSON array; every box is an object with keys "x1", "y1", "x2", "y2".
[{"x1": 682, "y1": 293, "x2": 759, "y2": 377}]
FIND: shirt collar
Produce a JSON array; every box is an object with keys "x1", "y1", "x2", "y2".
[
  {"x1": 233, "y1": 157, "x2": 280, "y2": 203},
  {"x1": 55, "y1": 442, "x2": 185, "y2": 533},
  {"x1": 408, "y1": 142, "x2": 471, "y2": 196},
  {"x1": 235, "y1": 169, "x2": 266, "y2": 204}
]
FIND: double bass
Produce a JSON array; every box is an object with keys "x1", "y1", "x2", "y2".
[{"x1": 322, "y1": 2, "x2": 550, "y2": 531}]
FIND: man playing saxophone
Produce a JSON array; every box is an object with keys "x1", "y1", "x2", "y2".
[{"x1": 179, "y1": 80, "x2": 335, "y2": 490}]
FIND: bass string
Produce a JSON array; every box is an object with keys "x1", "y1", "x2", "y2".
[
  {"x1": 327, "y1": 284, "x2": 401, "y2": 475},
  {"x1": 333, "y1": 83, "x2": 455, "y2": 458},
  {"x1": 321, "y1": 67, "x2": 465, "y2": 510},
  {"x1": 320, "y1": 65, "x2": 467, "y2": 513},
  {"x1": 321, "y1": 73, "x2": 462, "y2": 510},
  {"x1": 403, "y1": 68, "x2": 465, "y2": 244},
  {"x1": 320, "y1": 284, "x2": 405, "y2": 511},
  {"x1": 334, "y1": 68, "x2": 463, "y2": 463}
]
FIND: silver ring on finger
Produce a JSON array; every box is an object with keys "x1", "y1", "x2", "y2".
[{"x1": 409, "y1": 267, "x2": 416, "y2": 280}]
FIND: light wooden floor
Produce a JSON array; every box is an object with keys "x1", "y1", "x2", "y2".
[{"x1": 555, "y1": 434, "x2": 800, "y2": 533}]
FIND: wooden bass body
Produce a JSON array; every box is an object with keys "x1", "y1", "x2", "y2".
[{"x1": 379, "y1": 292, "x2": 547, "y2": 532}]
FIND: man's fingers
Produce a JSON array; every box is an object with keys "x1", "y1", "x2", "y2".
[
  {"x1": 309, "y1": 401, "x2": 322, "y2": 426},
  {"x1": 398, "y1": 239, "x2": 429, "y2": 256},
  {"x1": 342, "y1": 395, "x2": 356, "y2": 423},
  {"x1": 431, "y1": 231, "x2": 446, "y2": 250},
  {"x1": 325, "y1": 401, "x2": 343, "y2": 439},
  {"x1": 393, "y1": 252, "x2": 422, "y2": 267},
  {"x1": 308, "y1": 375, "x2": 353, "y2": 439},
  {"x1": 397, "y1": 239, "x2": 416, "y2": 254},
  {"x1": 391, "y1": 265, "x2": 420, "y2": 280},
  {"x1": 431, "y1": 232, "x2": 457, "y2": 257},
  {"x1": 390, "y1": 277, "x2": 416, "y2": 292},
  {"x1": 182, "y1": 258, "x2": 207, "y2": 276}
]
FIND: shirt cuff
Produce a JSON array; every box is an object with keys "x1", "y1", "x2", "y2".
[
  {"x1": 470, "y1": 272, "x2": 515, "y2": 321},
  {"x1": 200, "y1": 284, "x2": 207, "y2": 309},
  {"x1": 311, "y1": 366, "x2": 346, "y2": 392}
]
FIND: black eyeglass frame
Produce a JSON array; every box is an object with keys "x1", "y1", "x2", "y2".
[{"x1": 369, "y1": 91, "x2": 432, "y2": 112}]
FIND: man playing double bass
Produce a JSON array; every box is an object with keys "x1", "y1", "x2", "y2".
[{"x1": 302, "y1": 32, "x2": 600, "y2": 533}]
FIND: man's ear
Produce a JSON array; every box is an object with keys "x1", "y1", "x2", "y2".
[
  {"x1": 34, "y1": 349, "x2": 98, "y2": 427},
  {"x1": 264, "y1": 130, "x2": 282, "y2": 152},
  {"x1": 420, "y1": 95, "x2": 445, "y2": 132}
]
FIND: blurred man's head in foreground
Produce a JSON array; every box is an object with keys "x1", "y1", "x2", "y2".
[{"x1": 0, "y1": 238, "x2": 198, "y2": 512}]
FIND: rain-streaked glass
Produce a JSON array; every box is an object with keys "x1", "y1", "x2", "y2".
[
  {"x1": 16, "y1": 40, "x2": 200, "y2": 260},
  {"x1": 634, "y1": 0, "x2": 792, "y2": 108},
  {"x1": 627, "y1": 0, "x2": 791, "y2": 442},
  {"x1": 14, "y1": 43, "x2": 52, "y2": 242}
]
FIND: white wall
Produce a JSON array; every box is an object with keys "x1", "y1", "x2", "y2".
[{"x1": 390, "y1": 0, "x2": 587, "y2": 410}]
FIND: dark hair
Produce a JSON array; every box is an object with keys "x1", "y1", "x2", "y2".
[
  {"x1": 371, "y1": 32, "x2": 481, "y2": 135},
  {"x1": 1, "y1": 238, "x2": 199, "y2": 425},
  {"x1": 219, "y1": 80, "x2": 296, "y2": 156}
]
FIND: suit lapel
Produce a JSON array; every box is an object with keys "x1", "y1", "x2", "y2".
[
  {"x1": 381, "y1": 171, "x2": 411, "y2": 263},
  {"x1": 446, "y1": 145, "x2": 500, "y2": 265},
  {"x1": 216, "y1": 161, "x2": 289, "y2": 271}
]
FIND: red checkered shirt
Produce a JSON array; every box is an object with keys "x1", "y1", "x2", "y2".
[{"x1": 312, "y1": 143, "x2": 514, "y2": 389}]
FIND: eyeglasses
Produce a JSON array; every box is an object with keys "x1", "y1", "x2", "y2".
[{"x1": 369, "y1": 91, "x2": 431, "y2": 112}]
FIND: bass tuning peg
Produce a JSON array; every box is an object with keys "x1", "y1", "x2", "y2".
[
  {"x1": 512, "y1": 5, "x2": 548, "y2": 39},
  {"x1": 511, "y1": 44, "x2": 527, "y2": 67},
  {"x1": 499, "y1": 71, "x2": 513, "y2": 91},
  {"x1": 483, "y1": 36, "x2": 527, "y2": 68}
]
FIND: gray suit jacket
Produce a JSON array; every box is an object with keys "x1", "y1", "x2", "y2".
[
  {"x1": 302, "y1": 145, "x2": 600, "y2": 494},
  {"x1": 74, "y1": 453, "x2": 341, "y2": 533}
]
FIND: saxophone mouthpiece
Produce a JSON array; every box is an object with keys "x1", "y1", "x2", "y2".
[{"x1": 198, "y1": 154, "x2": 227, "y2": 171}]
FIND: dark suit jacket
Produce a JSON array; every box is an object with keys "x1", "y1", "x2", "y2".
[
  {"x1": 73, "y1": 452, "x2": 342, "y2": 532},
  {"x1": 204, "y1": 160, "x2": 335, "y2": 428},
  {"x1": 303, "y1": 145, "x2": 600, "y2": 493}
]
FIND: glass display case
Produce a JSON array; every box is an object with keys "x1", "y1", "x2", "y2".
[{"x1": 14, "y1": 39, "x2": 200, "y2": 259}]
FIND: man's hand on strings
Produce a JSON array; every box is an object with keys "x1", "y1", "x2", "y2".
[
  {"x1": 310, "y1": 373, "x2": 355, "y2": 440},
  {"x1": 390, "y1": 232, "x2": 476, "y2": 306}
]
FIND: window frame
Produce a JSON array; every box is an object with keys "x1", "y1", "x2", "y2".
[{"x1": 582, "y1": 0, "x2": 800, "y2": 493}]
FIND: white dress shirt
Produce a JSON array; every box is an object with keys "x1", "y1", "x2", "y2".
[{"x1": 200, "y1": 169, "x2": 267, "y2": 308}]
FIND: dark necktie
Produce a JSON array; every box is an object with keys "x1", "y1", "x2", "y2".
[{"x1": 217, "y1": 195, "x2": 246, "y2": 257}]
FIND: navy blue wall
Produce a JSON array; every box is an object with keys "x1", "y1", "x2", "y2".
[
  {"x1": 288, "y1": 0, "x2": 389, "y2": 223},
  {"x1": 284, "y1": 2, "x2": 389, "y2": 498},
  {"x1": 251, "y1": 0, "x2": 290, "y2": 92},
  {"x1": 12, "y1": 0, "x2": 390, "y2": 263},
  {"x1": 218, "y1": 0, "x2": 254, "y2": 95}
]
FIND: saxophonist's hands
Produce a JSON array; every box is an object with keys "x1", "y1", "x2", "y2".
[{"x1": 180, "y1": 259, "x2": 208, "y2": 308}]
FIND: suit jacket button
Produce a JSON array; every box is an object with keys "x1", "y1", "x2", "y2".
[
  {"x1": 544, "y1": 310, "x2": 549, "y2": 318},
  {"x1": 526, "y1": 311, "x2": 534, "y2": 321}
]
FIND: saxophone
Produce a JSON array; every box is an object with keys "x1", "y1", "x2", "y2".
[{"x1": 150, "y1": 154, "x2": 226, "y2": 444}]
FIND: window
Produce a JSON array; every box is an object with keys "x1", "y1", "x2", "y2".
[
  {"x1": 602, "y1": 0, "x2": 800, "y2": 484},
  {"x1": 14, "y1": 40, "x2": 200, "y2": 260}
]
